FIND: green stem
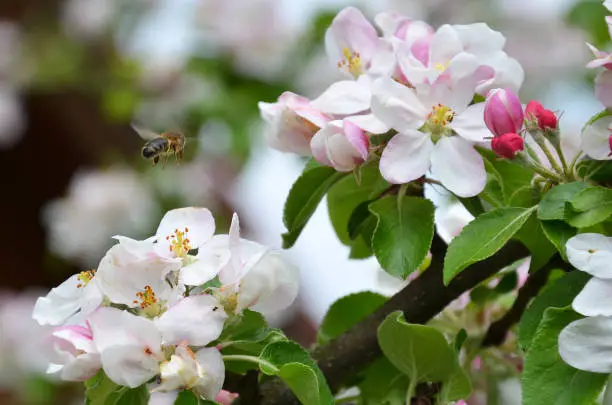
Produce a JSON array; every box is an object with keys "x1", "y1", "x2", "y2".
[
  {"x1": 405, "y1": 378, "x2": 417, "y2": 404},
  {"x1": 532, "y1": 133, "x2": 564, "y2": 175},
  {"x1": 398, "y1": 183, "x2": 409, "y2": 206},
  {"x1": 222, "y1": 355, "x2": 280, "y2": 374},
  {"x1": 553, "y1": 142, "x2": 570, "y2": 176},
  {"x1": 568, "y1": 151, "x2": 584, "y2": 178}
]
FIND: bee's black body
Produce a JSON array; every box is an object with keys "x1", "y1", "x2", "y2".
[{"x1": 141, "y1": 137, "x2": 169, "y2": 159}]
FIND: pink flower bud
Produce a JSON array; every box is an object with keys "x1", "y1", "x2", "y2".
[
  {"x1": 608, "y1": 134, "x2": 612, "y2": 156},
  {"x1": 491, "y1": 132, "x2": 524, "y2": 159},
  {"x1": 525, "y1": 100, "x2": 558, "y2": 130},
  {"x1": 484, "y1": 88, "x2": 524, "y2": 137},
  {"x1": 216, "y1": 390, "x2": 239, "y2": 405}
]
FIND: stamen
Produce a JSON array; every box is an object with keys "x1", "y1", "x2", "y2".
[
  {"x1": 135, "y1": 285, "x2": 158, "y2": 310},
  {"x1": 167, "y1": 227, "x2": 193, "y2": 258},
  {"x1": 337, "y1": 47, "x2": 363, "y2": 78},
  {"x1": 76, "y1": 269, "x2": 96, "y2": 288}
]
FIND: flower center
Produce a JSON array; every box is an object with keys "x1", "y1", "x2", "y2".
[
  {"x1": 133, "y1": 285, "x2": 163, "y2": 316},
  {"x1": 76, "y1": 269, "x2": 96, "y2": 288},
  {"x1": 425, "y1": 104, "x2": 455, "y2": 140},
  {"x1": 434, "y1": 60, "x2": 450, "y2": 73},
  {"x1": 166, "y1": 227, "x2": 192, "y2": 258},
  {"x1": 337, "y1": 47, "x2": 363, "y2": 78}
]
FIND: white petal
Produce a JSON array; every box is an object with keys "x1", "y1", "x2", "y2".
[
  {"x1": 180, "y1": 245, "x2": 231, "y2": 286},
  {"x1": 596, "y1": 70, "x2": 612, "y2": 109},
  {"x1": 155, "y1": 294, "x2": 227, "y2": 346},
  {"x1": 567, "y1": 233, "x2": 612, "y2": 278},
  {"x1": 311, "y1": 79, "x2": 371, "y2": 115},
  {"x1": 429, "y1": 25, "x2": 462, "y2": 66},
  {"x1": 475, "y1": 52, "x2": 524, "y2": 95},
  {"x1": 149, "y1": 392, "x2": 179, "y2": 405},
  {"x1": 101, "y1": 345, "x2": 160, "y2": 388},
  {"x1": 345, "y1": 113, "x2": 390, "y2": 134},
  {"x1": 452, "y1": 103, "x2": 490, "y2": 142},
  {"x1": 452, "y1": 23, "x2": 506, "y2": 55},
  {"x1": 156, "y1": 207, "x2": 216, "y2": 252},
  {"x1": 219, "y1": 238, "x2": 267, "y2": 286},
  {"x1": 559, "y1": 316, "x2": 612, "y2": 373},
  {"x1": 430, "y1": 137, "x2": 486, "y2": 197},
  {"x1": 582, "y1": 116, "x2": 612, "y2": 160},
  {"x1": 379, "y1": 130, "x2": 433, "y2": 184},
  {"x1": 194, "y1": 348, "x2": 225, "y2": 400},
  {"x1": 371, "y1": 77, "x2": 428, "y2": 133},
  {"x1": 238, "y1": 251, "x2": 300, "y2": 314},
  {"x1": 573, "y1": 278, "x2": 612, "y2": 316},
  {"x1": 61, "y1": 352, "x2": 101, "y2": 382}
]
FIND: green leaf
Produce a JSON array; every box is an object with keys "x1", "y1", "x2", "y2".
[
  {"x1": 453, "y1": 329, "x2": 468, "y2": 353},
  {"x1": 358, "y1": 358, "x2": 408, "y2": 405},
  {"x1": 566, "y1": 186, "x2": 612, "y2": 228},
  {"x1": 519, "y1": 271, "x2": 591, "y2": 351},
  {"x1": 443, "y1": 206, "x2": 537, "y2": 285},
  {"x1": 370, "y1": 196, "x2": 435, "y2": 279},
  {"x1": 85, "y1": 371, "x2": 149, "y2": 405},
  {"x1": 566, "y1": 0, "x2": 611, "y2": 49},
  {"x1": 174, "y1": 391, "x2": 219, "y2": 405},
  {"x1": 538, "y1": 182, "x2": 589, "y2": 221},
  {"x1": 260, "y1": 341, "x2": 333, "y2": 405},
  {"x1": 282, "y1": 163, "x2": 347, "y2": 248},
  {"x1": 522, "y1": 307, "x2": 607, "y2": 405},
  {"x1": 318, "y1": 292, "x2": 387, "y2": 345},
  {"x1": 347, "y1": 200, "x2": 377, "y2": 240},
  {"x1": 515, "y1": 216, "x2": 556, "y2": 271},
  {"x1": 478, "y1": 147, "x2": 535, "y2": 206},
  {"x1": 377, "y1": 312, "x2": 471, "y2": 401},
  {"x1": 541, "y1": 220, "x2": 577, "y2": 260},
  {"x1": 327, "y1": 164, "x2": 389, "y2": 244}
]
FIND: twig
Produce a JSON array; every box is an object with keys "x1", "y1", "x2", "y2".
[
  {"x1": 256, "y1": 237, "x2": 532, "y2": 405},
  {"x1": 480, "y1": 255, "x2": 565, "y2": 347}
]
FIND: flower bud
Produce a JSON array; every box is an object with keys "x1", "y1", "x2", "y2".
[
  {"x1": 609, "y1": 134, "x2": 612, "y2": 157},
  {"x1": 484, "y1": 88, "x2": 524, "y2": 137},
  {"x1": 525, "y1": 100, "x2": 558, "y2": 130},
  {"x1": 491, "y1": 132, "x2": 524, "y2": 159}
]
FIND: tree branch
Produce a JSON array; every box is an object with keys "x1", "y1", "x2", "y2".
[
  {"x1": 257, "y1": 237, "x2": 532, "y2": 405},
  {"x1": 480, "y1": 255, "x2": 566, "y2": 347}
]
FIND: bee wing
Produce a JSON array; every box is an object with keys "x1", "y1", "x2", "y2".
[{"x1": 132, "y1": 124, "x2": 161, "y2": 141}]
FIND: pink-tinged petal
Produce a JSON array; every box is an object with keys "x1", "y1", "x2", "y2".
[
  {"x1": 324, "y1": 7, "x2": 379, "y2": 73},
  {"x1": 194, "y1": 348, "x2": 225, "y2": 400},
  {"x1": 566, "y1": 233, "x2": 612, "y2": 278},
  {"x1": 60, "y1": 352, "x2": 101, "y2": 381},
  {"x1": 430, "y1": 137, "x2": 486, "y2": 197},
  {"x1": 375, "y1": 11, "x2": 410, "y2": 38},
  {"x1": 345, "y1": 113, "x2": 390, "y2": 134},
  {"x1": 156, "y1": 207, "x2": 215, "y2": 254},
  {"x1": 88, "y1": 308, "x2": 162, "y2": 387},
  {"x1": 311, "y1": 77, "x2": 372, "y2": 115},
  {"x1": 343, "y1": 120, "x2": 369, "y2": 160},
  {"x1": 367, "y1": 38, "x2": 397, "y2": 78},
  {"x1": 155, "y1": 294, "x2": 227, "y2": 346},
  {"x1": 452, "y1": 103, "x2": 490, "y2": 142},
  {"x1": 411, "y1": 37, "x2": 431, "y2": 66},
  {"x1": 573, "y1": 278, "x2": 612, "y2": 317},
  {"x1": 452, "y1": 23, "x2": 506, "y2": 55},
  {"x1": 483, "y1": 88, "x2": 524, "y2": 137},
  {"x1": 216, "y1": 390, "x2": 239, "y2": 405},
  {"x1": 396, "y1": 42, "x2": 432, "y2": 86},
  {"x1": 428, "y1": 25, "x2": 462, "y2": 67},
  {"x1": 237, "y1": 251, "x2": 299, "y2": 314},
  {"x1": 379, "y1": 130, "x2": 433, "y2": 184},
  {"x1": 52, "y1": 325, "x2": 95, "y2": 353},
  {"x1": 559, "y1": 316, "x2": 612, "y2": 373},
  {"x1": 581, "y1": 115, "x2": 612, "y2": 160},
  {"x1": 311, "y1": 121, "x2": 366, "y2": 172},
  {"x1": 596, "y1": 70, "x2": 612, "y2": 109},
  {"x1": 475, "y1": 52, "x2": 524, "y2": 95},
  {"x1": 371, "y1": 77, "x2": 428, "y2": 133}
]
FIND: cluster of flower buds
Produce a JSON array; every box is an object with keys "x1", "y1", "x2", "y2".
[
  {"x1": 260, "y1": 7, "x2": 524, "y2": 198},
  {"x1": 31, "y1": 207, "x2": 298, "y2": 401}
]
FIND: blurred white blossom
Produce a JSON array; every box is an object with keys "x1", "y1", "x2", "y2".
[
  {"x1": 42, "y1": 166, "x2": 159, "y2": 267},
  {"x1": 61, "y1": 0, "x2": 116, "y2": 40}
]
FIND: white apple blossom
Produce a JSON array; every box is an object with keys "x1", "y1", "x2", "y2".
[
  {"x1": 258, "y1": 92, "x2": 330, "y2": 156},
  {"x1": 585, "y1": 16, "x2": 612, "y2": 70},
  {"x1": 213, "y1": 214, "x2": 299, "y2": 314},
  {"x1": 46, "y1": 324, "x2": 101, "y2": 381},
  {"x1": 153, "y1": 207, "x2": 231, "y2": 286},
  {"x1": 33, "y1": 270, "x2": 103, "y2": 326},
  {"x1": 581, "y1": 115, "x2": 612, "y2": 160},
  {"x1": 371, "y1": 76, "x2": 489, "y2": 197},
  {"x1": 566, "y1": 233, "x2": 612, "y2": 317},
  {"x1": 153, "y1": 345, "x2": 224, "y2": 399}
]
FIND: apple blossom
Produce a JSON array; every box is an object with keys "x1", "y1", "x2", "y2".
[
  {"x1": 311, "y1": 120, "x2": 369, "y2": 172},
  {"x1": 154, "y1": 345, "x2": 224, "y2": 399},
  {"x1": 154, "y1": 207, "x2": 231, "y2": 287},
  {"x1": 371, "y1": 76, "x2": 488, "y2": 197},
  {"x1": 258, "y1": 92, "x2": 330, "y2": 156},
  {"x1": 595, "y1": 70, "x2": 612, "y2": 109},
  {"x1": 525, "y1": 100, "x2": 558, "y2": 131},
  {"x1": 483, "y1": 88, "x2": 524, "y2": 137},
  {"x1": 33, "y1": 269, "x2": 103, "y2": 326},
  {"x1": 581, "y1": 115, "x2": 612, "y2": 160},
  {"x1": 214, "y1": 214, "x2": 299, "y2": 314},
  {"x1": 585, "y1": 16, "x2": 612, "y2": 70},
  {"x1": 46, "y1": 324, "x2": 101, "y2": 381},
  {"x1": 491, "y1": 133, "x2": 524, "y2": 159}
]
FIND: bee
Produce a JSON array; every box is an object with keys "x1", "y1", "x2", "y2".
[{"x1": 132, "y1": 125, "x2": 186, "y2": 167}]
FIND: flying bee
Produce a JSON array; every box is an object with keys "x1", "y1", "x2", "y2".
[{"x1": 132, "y1": 125, "x2": 186, "y2": 168}]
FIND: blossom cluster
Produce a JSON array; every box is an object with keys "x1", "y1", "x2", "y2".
[
  {"x1": 31, "y1": 207, "x2": 298, "y2": 400},
  {"x1": 259, "y1": 7, "x2": 524, "y2": 197}
]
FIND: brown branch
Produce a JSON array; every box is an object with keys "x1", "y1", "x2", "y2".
[
  {"x1": 257, "y1": 236, "x2": 532, "y2": 405},
  {"x1": 480, "y1": 255, "x2": 566, "y2": 347}
]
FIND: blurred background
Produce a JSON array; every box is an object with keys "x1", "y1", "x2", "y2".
[{"x1": 0, "y1": 0, "x2": 608, "y2": 403}]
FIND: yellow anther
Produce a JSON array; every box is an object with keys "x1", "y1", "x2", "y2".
[
  {"x1": 434, "y1": 60, "x2": 450, "y2": 73},
  {"x1": 133, "y1": 285, "x2": 158, "y2": 310},
  {"x1": 168, "y1": 227, "x2": 192, "y2": 258},
  {"x1": 339, "y1": 47, "x2": 363, "y2": 78},
  {"x1": 76, "y1": 269, "x2": 96, "y2": 288}
]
